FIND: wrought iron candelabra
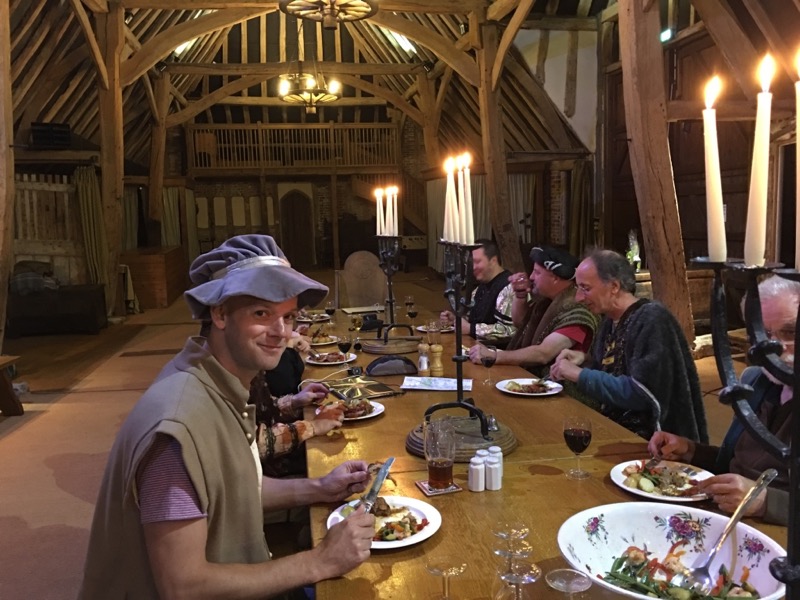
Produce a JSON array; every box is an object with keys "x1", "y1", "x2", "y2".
[
  {"x1": 423, "y1": 241, "x2": 492, "y2": 440},
  {"x1": 376, "y1": 235, "x2": 412, "y2": 338},
  {"x1": 695, "y1": 256, "x2": 799, "y2": 599}
]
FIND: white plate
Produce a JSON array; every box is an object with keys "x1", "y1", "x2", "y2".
[
  {"x1": 310, "y1": 335, "x2": 339, "y2": 347},
  {"x1": 327, "y1": 496, "x2": 442, "y2": 549},
  {"x1": 345, "y1": 401, "x2": 385, "y2": 421},
  {"x1": 341, "y1": 306, "x2": 384, "y2": 314},
  {"x1": 416, "y1": 325, "x2": 455, "y2": 333},
  {"x1": 306, "y1": 352, "x2": 357, "y2": 366},
  {"x1": 297, "y1": 313, "x2": 331, "y2": 323},
  {"x1": 496, "y1": 378, "x2": 563, "y2": 397},
  {"x1": 609, "y1": 459, "x2": 713, "y2": 502}
]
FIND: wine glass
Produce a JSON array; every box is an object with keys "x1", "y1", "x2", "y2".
[
  {"x1": 405, "y1": 295, "x2": 417, "y2": 327},
  {"x1": 426, "y1": 557, "x2": 467, "y2": 599},
  {"x1": 563, "y1": 417, "x2": 592, "y2": 480},
  {"x1": 494, "y1": 562, "x2": 541, "y2": 600},
  {"x1": 479, "y1": 344, "x2": 498, "y2": 386},
  {"x1": 545, "y1": 568, "x2": 592, "y2": 599},
  {"x1": 324, "y1": 301, "x2": 336, "y2": 326},
  {"x1": 337, "y1": 334, "x2": 352, "y2": 358},
  {"x1": 492, "y1": 539, "x2": 538, "y2": 599}
]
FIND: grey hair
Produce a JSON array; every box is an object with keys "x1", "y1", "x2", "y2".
[
  {"x1": 740, "y1": 275, "x2": 800, "y2": 316},
  {"x1": 585, "y1": 249, "x2": 637, "y2": 294}
]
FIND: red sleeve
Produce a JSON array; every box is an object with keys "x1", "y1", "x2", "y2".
[{"x1": 554, "y1": 324, "x2": 594, "y2": 353}]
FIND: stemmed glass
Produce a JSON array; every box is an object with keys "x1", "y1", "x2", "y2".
[
  {"x1": 563, "y1": 417, "x2": 592, "y2": 480},
  {"x1": 324, "y1": 301, "x2": 336, "y2": 326},
  {"x1": 491, "y1": 521, "x2": 540, "y2": 599},
  {"x1": 425, "y1": 557, "x2": 467, "y2": 599},
  {"x1": 479, "y1": 344, "x2": 498, "y2": 386},
  {"x1": 545, "y1": 568, "x2": 592, "y2": 599},
  {"x1": 405, "y1": 295, "x2": 417, "y2": 327},
  {"x1": 494, "y1": 562, "x2": 541, "y2": 600},
  {"x1": 337, "y1": 334, "x2": 352, "y2": 358}
]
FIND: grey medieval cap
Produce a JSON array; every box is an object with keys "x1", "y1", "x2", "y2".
[
  {"x1": 529, "y1": 245, "x2": 579, "y2": 281},
  {"x1": 184, "y1": 234, "x2": 329, "y2": 320}
]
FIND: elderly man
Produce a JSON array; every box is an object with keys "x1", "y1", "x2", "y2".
[
  {"x1": 441, "y1": 238, "x2": 515, "y2": 343},
  {"x1": 469, "y1": 245, "x2": 597, "y2": 376},
  {"x1": 80, "y1": 235, "x2": 375, "y2": 599},
  {"x1": 648, "y1": 275, "x2": 796, "y2": 526},
  {"x1": 550, "y1": 249, "x2": 708, "y2": 442}
]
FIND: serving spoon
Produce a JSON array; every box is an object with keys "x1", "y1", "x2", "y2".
[{"x1": 670, "y1": 468, "x2": 778, "y2": 595}]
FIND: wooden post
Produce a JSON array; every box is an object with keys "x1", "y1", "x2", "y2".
[
  {"x1": 331, "y1": 173, "x2": 340, "y2": 270},
  {"x1": 148, "y1": 71, "x2": 170, "y2": 237},
  {"x1": 618, "y1": 0, "x2": 694, "y2": 341},
  {"x1": 416, "y1": 74, "x2": 441, "y2": 169},
  {"x1": 477, "y1": 22, "x2": 524, "y2": 274},
  {"x1": 97, "y1": 3, "x2": 124, "y2": 314},
  {"x1": 0, "y1": 0, "x2": 14, "y2": 350}
]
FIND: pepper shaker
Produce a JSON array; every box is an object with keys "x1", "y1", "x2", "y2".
[
  {"x1": 488, "y1": 445, "x2": 503, "y2": 479},
  {"x1": 486, "y1": 456, "x2": 502, "y2": 491},
  {"x1": 429, "y1": 344, "x2": 444, "y2": 377},
  {"x1": 468, "y1": 456, "x2": 486, "y2": 492}
]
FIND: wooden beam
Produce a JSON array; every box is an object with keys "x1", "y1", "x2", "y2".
[
  {"x1": 478, "y1": 22, "x2": 523, "y2": 274},
  {"x1": 487, "y1": 0, "x2": 521, "y2": 22},
  {"x1": 618, "y1": 0, "x2": 694, "y2": 340},
  {"x1": 0, "y1": 0, "x2": 13, "y2": 349},
  {"x1": 336, "y1": 74, "x2": 424, "y2": 125},
  {"x1": 492, "y1": 0, "x2": 534, "y2": 91},
  {"x1": 740, "y1": 0, "x2": 796, "y2": 80},
  {"x1": 416, "y1": 74, "x2": 440, "y2": 167},
  {"x1": 520, "y1": 16, "x2": 597, "y2": 31},
  {"x1": 166, "y1": 61, "x2": 424, "y2": 76},
  {"x1": 166, "y1": 75, "x2": 262, "y2": 127},
  {"x1": 81, "y1": 0, "x2": 108, "y2": 12},
  {"x1": 690, "y1": 0, "x2": 760, "y2": 101},
  {"x1": 219, "y1": 96, "x2": 387, "y2": 106},
  {"x1": 121, "y1": 8, "x2": 270, "y2": 86},
  {"x1": 563, "y1": 31, "x2": 578, "y2": 117},
  {"x1": 120, "y1": 0, "x2": 484, "y2": 11},
  {"x1": 369, "y1": 12, "x2": 479, "y2": 87},
  {"x1": 68, "y1": 0, "x2": 109, "y2": 90},
  {"x1": 141, "y1": 73, "x2": 159, "y2": 117},
  {"x1": 148, "y1": 73, "x2": 170, "y2": 223}
]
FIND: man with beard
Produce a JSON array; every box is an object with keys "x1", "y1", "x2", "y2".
[{"x1": 648, "y1": 275, "x2": 796, "y2": 526}]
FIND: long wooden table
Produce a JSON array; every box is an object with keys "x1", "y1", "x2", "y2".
[{"x1": 303, "y1": 315, "x2": 788, "y2": 598}]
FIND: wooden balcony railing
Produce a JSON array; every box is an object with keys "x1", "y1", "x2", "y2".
[{"x1": 187, "y1": 123, "x2": 400, "y2": 175}]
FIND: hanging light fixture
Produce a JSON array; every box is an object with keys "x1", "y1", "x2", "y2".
[
  {"x1": 278, "y1": 65, "x2": 341, "y2": 114},
  {"x1": 279, "y1": 0, "x2": 378, "y2": 31}
]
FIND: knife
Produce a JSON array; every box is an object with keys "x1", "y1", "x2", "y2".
[{"x1": 360, "y1": 457, "x2": 395, "y2": 512}]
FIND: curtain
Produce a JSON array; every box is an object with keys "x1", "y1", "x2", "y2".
[
  {"x1": 426, "y1": 178, "x2": 445, "y2": 270},
  {"x1": 122, "y1": 185, "x2": 139, "y2": 251},
  {"x1": 74, "y1": 166, "x2": 109, "y2": 291},
  {"x1": 161, "y1": 186, "x2": 181, "y2": 247},
  {"x1": 184, "y1": 188, "x2": 201, "y2": 262},
  {"x1": 569, "y1": 160, "x2": 595, "y2": 257},
  {"x1": 508, "y1": 174, "x2": 536, "y2": 244}
]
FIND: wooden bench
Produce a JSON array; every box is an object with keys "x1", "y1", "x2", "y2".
[{"x1": 0, "y1": 356, "x2": 24, "y2": 416}]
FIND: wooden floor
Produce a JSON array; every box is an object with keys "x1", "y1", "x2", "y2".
[{"x1": 0, "y1": 265, "x2": 745, "y2": 599}]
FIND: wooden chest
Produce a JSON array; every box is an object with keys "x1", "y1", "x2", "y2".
[{"x1": 120, "y1": 246, "x2": 187, "y2": 309}]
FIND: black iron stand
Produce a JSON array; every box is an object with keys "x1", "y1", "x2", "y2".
[
  {"x1": 423, "y1": 241, "x2": 492, "y2": 440},
  {"x1": 696, "y1": 256, "x2": 799, "y2": 598},
  {"x1": 377, "y1": 235, "x2": 412, "y2": 339}
]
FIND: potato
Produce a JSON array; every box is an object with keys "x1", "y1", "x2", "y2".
[
  {"x1": 666, "y1": 588, "x2": 692, "y2": 600},
  {"x1": 638, "y1": 477, "x2": 656, "y2": 493},
  {"x1": 623, "y1": 475, "x2": 640, "y2": 488}
]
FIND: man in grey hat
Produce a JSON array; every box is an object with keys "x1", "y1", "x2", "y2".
[
  {"x1": 469, "y1": 245, "x2": 597, "y2": 376},
  {"x1": 80, "y1": 235, "x2": 375, "y2": 599}
]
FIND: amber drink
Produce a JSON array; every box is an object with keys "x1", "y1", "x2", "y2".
[
  {"x1": 424, "y1": 419, "x2": 456, "y2": 490},
  {"x1": 427, "y1": 458, "x2": 454, "y2": 489}
]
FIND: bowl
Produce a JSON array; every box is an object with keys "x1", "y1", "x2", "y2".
[{"x1": 557, "y1": 502, "x2": 785, "y2": 600}]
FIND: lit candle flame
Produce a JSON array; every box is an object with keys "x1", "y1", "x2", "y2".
[
  {"x1": 375, "y1": 188, "x2": 384, "y2": 200},
  {"x1": 704, "y1": 76, "x2": 722, "y2": 110},
  {"x1": 455, "y1": 154, "x2": 465, "y2": 170},
  {"x1": 758, "y1": 55, "x2": 775, "y2": 93},
  {"x1": 461, "y1": 152, "x2": 472, "y2": 168},
  {"x1": 796, "y1": 49, "x2": 800, "y2": 79},
  {"x1": 444, "y1": 157, "x2": 455, "y2": 174}
]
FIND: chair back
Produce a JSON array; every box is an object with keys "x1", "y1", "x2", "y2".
[{"x1": 335, "y1": 251, "x2": 386, "y2": 308}]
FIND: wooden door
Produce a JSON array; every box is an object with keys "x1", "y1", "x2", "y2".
[{"x1": 279, "y1": 191, "x2": 315, "y2": 269}]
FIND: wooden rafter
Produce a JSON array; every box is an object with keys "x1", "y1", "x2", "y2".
[
  {"x1": 81, "y1": 0, "x2": 108, "y2": 12},
  {"x1": 487, "y1": 0, "x2": 522, "y2": 22},
  {"x1": 491, "y1": 0, "x2": 534, "y2": 90},
  {"x1": 337, "y1": 74, "x2": 423, "y2": 125},
  {"x1": 68, "y1": 0, "x2": 110, "y2": 89},
  {"x1": 119, "y1": 0, "x2": 485, "y2": 11},
  {"x1": 166, "y1": 75, "x2": 261, "y2": 126},
  {"x1": 739, "y1": 0, "x2": 795, "y2": 80},
  {"x1": 166, "y1": 62, "x2": 423, "y2": 76}
]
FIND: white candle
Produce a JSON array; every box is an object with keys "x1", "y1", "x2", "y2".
[
  {"x1": 462, "y1": 152, "x2": 474, "y2": 244},
  {"x1": 795, "y1": 51, "x2": 800, "y2": 270},
  {"x1": 384, "y1": 186, "x2": 394, "y2": 236},
  {"x1": 744, "y1": 55, "x2": 775, "y2": 267},
  {"x1": 444, "y1": 157, "x2": 457, "y2": 242},
  {"x1": 375, "y1": 188, "x2": 384, "y2": 236},
  {"x1": 456, "y1": 155, "x2": 466, "y2": 244},
  {"x1": 391, "y1": 186, "x2": 399, "y2": 236},
  {"x1": 702, "y1": 77, "x2": 726, "y2": 262}
]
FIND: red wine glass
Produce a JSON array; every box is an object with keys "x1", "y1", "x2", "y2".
[{"x1": 563, "y1": 417, "x2": 592, "y2": 480}]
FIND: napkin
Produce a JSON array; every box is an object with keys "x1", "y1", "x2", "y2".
[{"x1": 400, "y1": 377, "x2": 473, "y2": 391}]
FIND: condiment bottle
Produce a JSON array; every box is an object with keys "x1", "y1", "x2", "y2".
[
  {"x1": 468, "y1": 456, "x2": 486, "y2": 492},
  {"x1": 486, "y1": 456, "x2": 502, "y2": 491},
  {"x1": 417, "y1": 343, "x2": 430, "y2": 376},
  {"x1": 429, "y1": 344, "x2": 444, "y2": 377},
  {"x1": 475, "y1": 448, "x2": 489, "y2": 461},
  {"x1": 488, "y1": 445, "x2": 503, "y2": 479}
]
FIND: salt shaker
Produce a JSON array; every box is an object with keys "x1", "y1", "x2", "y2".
[
  {"x1": 417, "y1": 343, "x2": 430, "y2": 376},
  {"x1": 488, "y1": 445, "x2": 503, "y2": 478},
  {"x1": 475, "y1": 448, "x2": 489, "y2": 461},
  {"x1": 486, "y1": 456, "x2": 502, "y2": 491},
  {"x1": 468, "y1": 456, "x2": 486, "y2": 492}
]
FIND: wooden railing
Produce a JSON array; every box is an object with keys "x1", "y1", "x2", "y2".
[{"x1": 187, "y1": 123, "x2": 400, "y2": 175}]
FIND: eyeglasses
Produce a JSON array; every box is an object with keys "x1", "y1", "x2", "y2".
[{"x1": 765, "y1": 327, "x2": 796, "y2": 346}]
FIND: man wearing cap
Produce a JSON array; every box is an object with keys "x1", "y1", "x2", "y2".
[
  {"x1": 80, "y1": 235, "x2": 375, "y2": 599},
  {"x1": 469, "y1": 245, "x2": 597, "y2": 376}
]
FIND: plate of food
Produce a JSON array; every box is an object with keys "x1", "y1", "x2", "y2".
[
  {"x1": 416, "y1": 324, "x2": 455, "y2": 333},
  {"x1": 306, "y1": 352, "x2": 357, "y2": 366},
  {"x1": 296, "y1": 310, "x2": 331, "y2": 324},
  {"x1": 327, "y1": 496, "x2": 441, "y2": 549},
  {"x1": 496, "y1": 378, "x2": 563, "y2": 397},
  {"x1": 310, "y1": 334, "x2": 339, "y2": 347},
  {"x1": 317, "y1": 398, "x2": 385, "y2": 421},
  {"x1": 610, "y1": 459, "x2": 714, "y2": 502}
]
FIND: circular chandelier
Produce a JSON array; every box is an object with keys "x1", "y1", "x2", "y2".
[
  {"x1": 278, "y1": 69, "x2": 341, "y2": 114},
  {"x1": 279, "y1": 0, "x2": 378, "y2": 30}
]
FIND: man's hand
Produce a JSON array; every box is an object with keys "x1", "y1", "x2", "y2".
[
  {"x1": 317, "y1": 460, "x2": 371, "y2": 503},
  {"x1": 550, "y1": 349, "x2": 586, "y2": 382},
  {"x1": 293, "y1": 382, "x2": 329, "y2": 407},
  {"x1": 647, "y1": 431, "x2": 695, "y2": 463},
  {"x1": 313, "y1": 505, "x2": 375, "y2": 579},
  {"x1": 439, "y1": 310, "x2": 455, "y2": 325},
  {"x1": 292, "y1": 336, "x2": 311, "y2": 353},
  {"x1": 311, "y1": 406, "x2": 345, "y2": 436},
  {"x1": 695, "y1": 474, "x2": 767, "y2": 517},
  {"x1": 509, "y1": 272, "x2": 530, "y2": 297}
]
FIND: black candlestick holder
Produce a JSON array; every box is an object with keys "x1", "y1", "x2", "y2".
[
  {"x1": 376, "y1": 235, "x2": 413, "y2": 339},
  {"x1": 423, "y1": 240, "x2": 492, "y2": 440},
  {"x1": 694, "y1": 256, "x2": 799, "y2": 598}
]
